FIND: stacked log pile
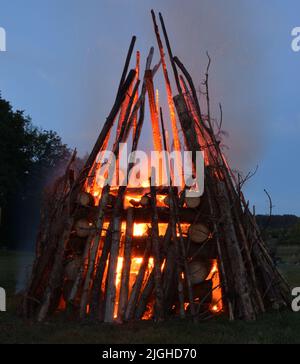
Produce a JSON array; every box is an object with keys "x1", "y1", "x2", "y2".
[{"x1": 21, "y1": 10, "x2": 290, "y2": 323}]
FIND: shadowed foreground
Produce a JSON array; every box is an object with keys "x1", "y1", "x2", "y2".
[{"x1": 0, "y1": 250, "x2": 299, "y2": 344}]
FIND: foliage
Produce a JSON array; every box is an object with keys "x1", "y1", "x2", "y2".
[
  {"x1": 285, "y1": 221, "x2": 300, "y2": 246},
  {"x1": 0, "y1": 94, "x2": 71, "y2": 248}
]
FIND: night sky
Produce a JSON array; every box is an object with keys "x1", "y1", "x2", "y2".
[{"x1": 0, "y1": 0, "x2": 299, "y2": 215}]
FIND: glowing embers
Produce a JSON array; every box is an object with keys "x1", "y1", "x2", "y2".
[
  {"x1": 113, "y1": 256, "x2": 154, "y2": 319},
  {"x1": 206, "y1": 260, "x2": 223, "y2": 314},
  {"x1": 133, "y1": 223, "x2": 148, "y2": 237},
  {"x1": 124, "y1": 192, "x2": 170, "y2": 209}
]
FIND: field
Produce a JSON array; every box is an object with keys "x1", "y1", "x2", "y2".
[{"x1": 0, "y1": 248, "x2": 300, "y2": 344}]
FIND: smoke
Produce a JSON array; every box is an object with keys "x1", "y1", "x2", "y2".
[{"x1": 145, "y1": 0, "x2": 267, "y2": 173}]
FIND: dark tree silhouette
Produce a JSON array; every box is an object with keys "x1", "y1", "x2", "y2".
[{"x1": 0, "y1": 93, "x2": 71, "y2": 249}]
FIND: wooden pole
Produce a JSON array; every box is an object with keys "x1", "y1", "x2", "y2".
[
  {"x1": 135, "y1": 224, "x2": 172, "y2": 319},
  {"x1": 104, "y1": 215, "x2": 122, "y2": 322},
  {"x1": 151, "y1": 10, "x2": 181, "y2": 153},
  {"x1": 125, "y1": 238, "x2": 152, "y2": 321},
  {"x1": 145, "y1": 69, "x2": 163, "y2": 152},
  {"x1": 150, "y1": 184, "x2": 165, "y2": 321},
  {"x1": 158, "y1": 12, "x2": 182, "y2": 95},
  {"x1": 75, "y1": 69, "x2": 137, "y2": 194},
  {"x1": 160, "y1": 108, "x2": 197, "y2": 319},
  {"x1": 118, "y1": 208, "x2": 134, "y2": 320},
  {"x1": 88, "y1": 48, "x2": 156, "y2": 321},
  {"x1": 79, "y1": 79, "x2": 140, "y2": 319}
]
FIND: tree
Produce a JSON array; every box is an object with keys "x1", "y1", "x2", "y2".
[
  {"x1": 0, "y1": 94, "x2": 71, "y2": 249},
  {"x1": 285, "y1": 221, "x2": 300, "y2": 246}
]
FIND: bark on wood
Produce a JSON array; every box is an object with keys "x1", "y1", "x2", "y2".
[
  {"x1": 77, "y1": 192, "x2": 95, "y2": 207},
  {"x1": 151, "y1": 10, "x2": 181, "y2": 153},
  {"x1": 145, "y1": 69, "x2": 163, "y2": 152},
  {"x1": 118, "y1": 208, "x2": 134, "y2": 321},
  {"x1": 188, "y1": 223, "x2": 210, "y2": 244},
  {"x1": 150, "y1": 185, "x2": 165, "y2": 321},
  {"x1": 185, "y1": 196, "x2": 201, "y2": 209},
  {"x1": 135, "y1": 224, "x2": 172, "y2": 319},
  {"x1": 125, "y1": 238, "x2": 152, "y2": 321},
  {"x1": 104, "y1": 215, "x2": 122, "y2": 322}
]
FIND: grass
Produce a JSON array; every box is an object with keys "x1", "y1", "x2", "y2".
[{"x1": 0, "y1": 249, "x2": 300, "y2": 344}]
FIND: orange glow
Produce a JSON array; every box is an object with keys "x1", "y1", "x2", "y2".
[
  {"x1": 156, "y1": 88, "x2": 160, "y2": 114},
  {"x1": 206, "y1": 260, "x2": 223, "y2": 314},
  {"x1": 145, "y1": 70, "x2": 163, "y2": 152},
  {"x1": 133, "y1": 223, "x2": 149, "y2": 237},
  {"x1": 114, "y1": 256, "x2": 154, "y2": 319},
  {"x1": 156, "y1": 43, "x2": 180, "y2": 152},
  {"x1": 211, "y1": 305, "x2": 219, "y2": 312},
  {"x1": 133, "y1": 51, "x2": 140, "y2": 137}
]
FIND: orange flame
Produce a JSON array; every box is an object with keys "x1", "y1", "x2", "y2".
[{"x1": 206, "y1": 260, "x2": 223, "y2": 313}]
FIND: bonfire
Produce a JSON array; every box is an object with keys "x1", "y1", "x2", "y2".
[{"x1": 21, "y1": 10, "x2": 290, "y2": 323}]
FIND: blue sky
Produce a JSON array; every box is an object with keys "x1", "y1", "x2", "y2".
[{"x1": 0, "y1": 0, "x2": 299, "y2": 215}]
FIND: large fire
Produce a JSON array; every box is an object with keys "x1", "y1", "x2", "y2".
[{"x1": 114, "y1": 256, "x2": 155, "y2": 318}]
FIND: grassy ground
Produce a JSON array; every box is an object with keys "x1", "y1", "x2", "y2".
[{"x1": 0, "y1": 248, "x2": 300, "y2": 344}]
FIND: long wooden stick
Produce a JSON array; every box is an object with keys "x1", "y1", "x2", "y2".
[
  {"x1": 117, "y1": 36, "x2": 137, "y2": 97},
  {"x1": 150, "y1": 185, "x2": 165, "y2": 321},
  {"x1": 118, "y1": 208, "x2": 134, "y2": 320},
  {"x1": 79, "y1": 78, "x2": 139, "y2": 319},
  {"x1": 158, "y1": 12, "x2": 182, "y2": 95},
  {"x1": 125, "y1": 238, "x2": 152, "y2": 321},
  {"x1": 160, "y1": 108, "x2": 197, "y2": 319},
  {"x1": 151, "y1": 10, "x2": 181, "y2": 153},
  {"x1": 88, "y1": 48, "x2": 156, "y2": 321},
  {"x1": 135, "y1": 224, "x2": 172, "y2": 319},
  {"x1": 75, "y1": 69, "x2": 136, "y2": 194},
  {"x1": 145, "y1": 69, "x2": 163, "y2": 152}
]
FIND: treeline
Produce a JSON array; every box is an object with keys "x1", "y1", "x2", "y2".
[
  {"x1": 256, "y1": 214, "x2": 300, "y2": 246},
  {"x1": 0, "y1": 94, "x2": 71, "y2": 249}
]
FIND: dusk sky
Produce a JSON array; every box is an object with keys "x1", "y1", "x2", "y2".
[{"x1": 0, "y1": 0, "x2": 299, "y2": 215}]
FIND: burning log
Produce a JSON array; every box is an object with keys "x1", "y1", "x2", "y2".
[
  {"x1": 129, "y1": 199, "x2": 140, "y2": 208},
  {"x1": 189, "y1": 260, "x2": 212, "y2": 285},
  {"x1": 74, "y1": 219, "x2": 94, "y2": 238},
  {"x1": 151, "y1": 10, "x2": 181, "y2": 153},
  {"x1": 118, "y1": 208, "x2": 134, "y2": 321},
  {"x1": 140, "y1": 194, "x2": 150, "y2": 207},
  {"x1": 188, "y1": 223, "x2": 210, "y2": 244},
  {"x1": 23, "y1": 11, "x2": 291, "y2": 325},
  {"x1": 160, "y1": 108, "x2": 197, "y2": 320},
  {"x1": 67, "y1": 235, "x2": 87, "y2": 256},
  {"x1": 146, "y1": 69, "x2": 163, "y2": 152},
  {"x1": 125, "y1": 238, "x2": 152, "y2": 321},
  {"x1": 135, "y1": 224, "x2": 172, "y2": 319},
  {"x1": 65, "y1": 256, "x2": 82, "y2": 281},
  {"x1": 77, "y1": 191, "x2": 95, "y2": 207},
  {"x1": 186, "y1": 240, "x2": 217, "y2": 260},
  {"x1": 150, "y1": 185, "x2": 165, "y2": 321},
  {"x1": 185, "y1": 196, "x2": 201, "y2": 209},
  {"x1": 104, "y1": 215, "x2": 123, "y2": 322}
]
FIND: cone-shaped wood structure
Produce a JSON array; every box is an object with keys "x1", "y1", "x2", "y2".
[{"x1": 22, "y1": 11, "x2": 290, "y2": 323}]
